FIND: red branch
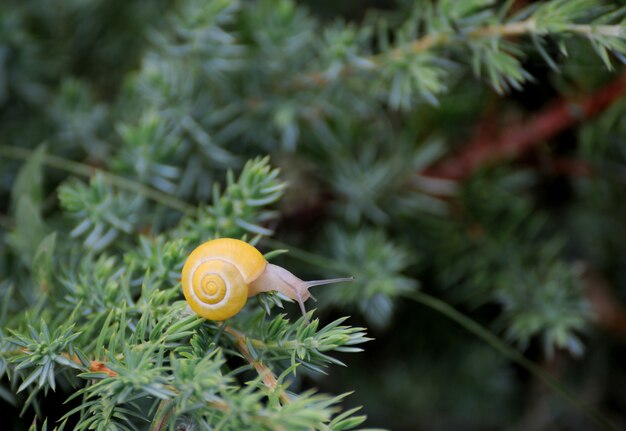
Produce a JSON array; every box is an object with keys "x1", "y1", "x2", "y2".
[
  {"x1": 420, "y1": 72, "x2": 626, "y2": 339},
  {"x1": 424, "y1": 71, "x2": 626, "y2": 180},
  {"x1": 584, "y1": 268, "x2": 626, "y2": 339}
]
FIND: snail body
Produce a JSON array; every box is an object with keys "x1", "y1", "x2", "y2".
[{"x1": 182, "y1": 238, "x2": 352, "y2": 321}]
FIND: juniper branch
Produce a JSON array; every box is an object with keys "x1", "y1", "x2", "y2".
[
  {"x1": 0, "y1": 145, "x2": 195, "y2": 214},
  {"x1": 292, "y1": 19, "x2": 625, "y2": 91},
  {"x1": 222, "y1": 325, "x2": 291, "y2": 404}
]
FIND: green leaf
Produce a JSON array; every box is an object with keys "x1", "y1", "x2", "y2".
[
  {"x1": 12, "y1": 145, "x2": 45, "y2": 210},
  {"x1": 32, "y1": 232, "x2": 57, "y2": 291},
  {"x1": 7, "y1": 196, "x2": 48, "y2": 266}
]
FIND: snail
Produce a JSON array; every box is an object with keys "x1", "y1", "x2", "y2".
[{"x1": 181, "y1": 238, "x2": 353, "y2": 321}]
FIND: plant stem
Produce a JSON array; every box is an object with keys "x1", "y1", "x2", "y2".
[
  {"x1": 0, "y1": 145, "x2": 195, "y2": 214},
  {"x1": 293, "y1": 19, "x2": 624, "y2": 90},
  {"x1": 223, "y1": 325, "x2": 291, "y2": 404},
  {"x1": 403, "y1": 290, "x2": 619, "y2": 431},
  {"x1": 149, "y1": 400, "x2": 173, "y2": 431}
]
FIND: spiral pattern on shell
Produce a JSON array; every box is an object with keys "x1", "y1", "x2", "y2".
[{"x1": 182, "y1": 238, "x2": 267, "y2": 321}]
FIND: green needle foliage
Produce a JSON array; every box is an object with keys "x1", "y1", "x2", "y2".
[
  {"x1": 2, "y1": 0, "x2": 626, "y2": 429},
  {"x1": 3, "y1": 156, "x2": 370, "y2": 430}
]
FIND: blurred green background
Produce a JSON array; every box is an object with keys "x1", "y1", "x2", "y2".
[{"x1": 2, "y1": 0, "x2": 626, "y2": 429}]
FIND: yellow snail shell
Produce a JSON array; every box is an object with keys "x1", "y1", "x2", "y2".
[{"x1": 181, "y1": 238, "x2": 353, "y2": 321}]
